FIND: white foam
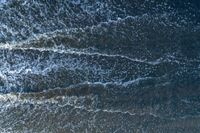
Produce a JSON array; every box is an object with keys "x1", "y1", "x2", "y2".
[{"x1": 0, "y1": 44, "x2": 162, "y2": 65}]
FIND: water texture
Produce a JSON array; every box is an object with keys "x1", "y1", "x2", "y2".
[{"x1": 0, "y1": 0, "x2": 200, "y2": 132}]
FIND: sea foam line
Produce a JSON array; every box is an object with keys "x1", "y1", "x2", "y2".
[
  {"x1": 0, "y1": 43, "x2": 165, "y2": 65},
  {"x1": 0, "y1": 92, "x2": 164, "y2": 119}
]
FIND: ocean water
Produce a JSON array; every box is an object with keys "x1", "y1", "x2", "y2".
[{"x1": 0, "y1": 0, "x2": 200, "y2": 132}]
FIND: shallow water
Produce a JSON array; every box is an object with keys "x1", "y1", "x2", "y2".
[{"x1": 0, "y1": 0, "x2": 200, "y2": 132}]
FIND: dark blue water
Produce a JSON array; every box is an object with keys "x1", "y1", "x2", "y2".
[{"x1": 0, "y1": 0, "x2": 200, "y2": 132}]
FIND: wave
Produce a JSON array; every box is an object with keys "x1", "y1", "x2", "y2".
[
  {"x1": 0, "y1": 0, "x2": 199, "y2": 43},
  {"x1": 0, "y1": 42, "x2": 186, "y2": 93},
  {"x1": 0, "y1": 79, "x2": 200, "y2": 122},
  {"x1": 0, "y1": 41, "x2": 199, "y2": 93}
]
